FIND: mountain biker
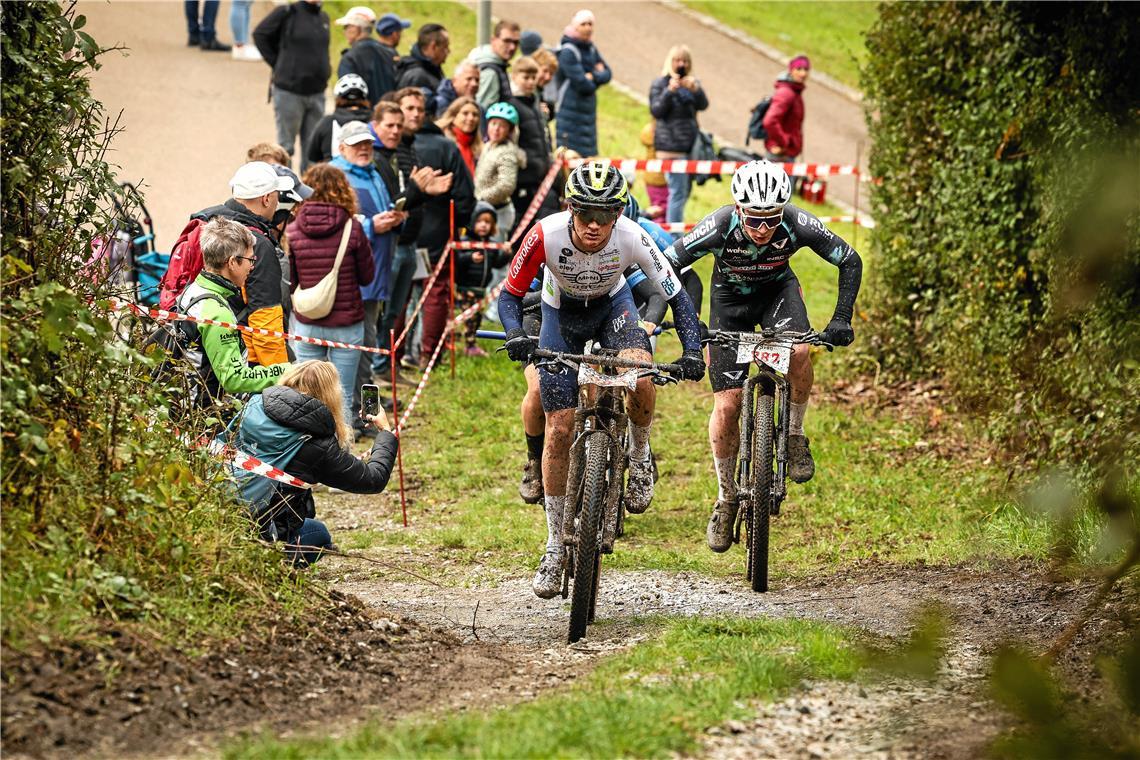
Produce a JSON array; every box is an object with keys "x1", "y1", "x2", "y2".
[
  {"x1": 664, "y1": 160, "x2": 862, "y2": 554},
  {"x1": 498, "y1": 161, "x2": 705, "y2": 598}
]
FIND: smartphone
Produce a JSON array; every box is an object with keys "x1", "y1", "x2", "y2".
[
  {"x1": 393, "y1": 197, "x2": 407, "y2": 212},
  {"x1": 361, "y1": 383, "x2": 380, "y2": 418},
  {"x1": 675, "y1": 65, "x2": 688, "y2": 78}
]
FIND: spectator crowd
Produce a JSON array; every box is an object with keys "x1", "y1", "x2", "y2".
[{"x1": 152, "y1": 2, "x2": 814, "y2": 566}]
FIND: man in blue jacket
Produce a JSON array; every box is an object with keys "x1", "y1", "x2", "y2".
[{"x1": 330, "y1": 121, "x2": 407, "y2": 427}]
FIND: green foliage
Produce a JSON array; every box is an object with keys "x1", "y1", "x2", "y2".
[
  {"x1": 225, "y1": 616, "x2": 863, "y2": 758},
  {"x1": 0, "y1": 2, "x2": 306, "y2": 650},
  {"x1": 860, "y1": 3, "x2": 1140, "y2": 470}
]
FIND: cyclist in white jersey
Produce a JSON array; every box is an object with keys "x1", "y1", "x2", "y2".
[{"x1": 498, "y1": 161, "x2": 705, "y2": 598}]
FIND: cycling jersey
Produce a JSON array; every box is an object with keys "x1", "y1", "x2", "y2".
[
  {"x1": 504, "y1": 212, "x2": 683, "y2": 308},
  {"x1": 666, "y1": 203, "x2": 862, "y2": 323}
]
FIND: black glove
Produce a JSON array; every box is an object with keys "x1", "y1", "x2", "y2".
[
  {"x1": 820, "y1": 318, "x2": 854, "y2": 347},
  {"x1": 674, "y1": 348, "x2": 706, "y2": 381},
  {"x1": 504, "y1": 327, "x2": 537, "y2": 363}
]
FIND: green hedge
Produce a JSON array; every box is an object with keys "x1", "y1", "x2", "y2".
[{"x1": 861, "y1": 2, "x2": 1139, "y2": 469}]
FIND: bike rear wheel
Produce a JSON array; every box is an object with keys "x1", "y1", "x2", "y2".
[
  {"x1": 569, "y1": 431, "x2": 609, "y2": 643},
  {"x1": 747, "y1": 389, "x2": 775, "y2": 593}
]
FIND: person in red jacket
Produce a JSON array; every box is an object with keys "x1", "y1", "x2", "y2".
[
  {"x1": 762, "y1": 55, "x2": 810, "y2": 163},
  {"x1": 286, "y1": 163, "x2": 375, "y2": 420}
]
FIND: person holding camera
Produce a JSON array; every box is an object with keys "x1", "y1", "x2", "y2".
[{"x1": 649, "y1": 44, "x2": 708, "y2": 227}]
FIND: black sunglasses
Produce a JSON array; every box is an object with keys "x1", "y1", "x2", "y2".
[{"x1": 571, "y1": 205, "x2": 621, "y2": 226}]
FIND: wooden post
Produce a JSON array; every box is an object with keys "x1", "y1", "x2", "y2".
[
  {"x1": 449, "y1": 200, "x2": 457, "y2": 378},
  {"x1": 391, "y1": 327, "x2": 407, "y2": 527}
]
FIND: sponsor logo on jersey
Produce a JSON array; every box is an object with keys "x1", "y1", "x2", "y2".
[
  {"x1": 641, "y1": 234, "x2": 651, "y2": 248},
  {"x1": 662, "y1": 276, "x2": 676, "y2": 296},
  {"x1": 575, "y1": 271, "x2": 602, "y2": 286},
  {"x1": 773, "y1": 239, "x2": 788, "y2": 250},
  {"x1": 775, "y1": 316, "x2": 792, "y2": 330},
  {"x1": 685, "y1": 217, "x2": 715, "y2": 244},
  {"x1": 562, "y1": 248, "x2": 573, "y2": 256},
  {"x1": 650, "y1": 254, "x2": 663, "y2": 272},
  {"x1": 611, "y1": 315, "x2": 626, "y2": 333},
  {"x1": 723, "y1": 370, "x2": 745, "y2": 380}
]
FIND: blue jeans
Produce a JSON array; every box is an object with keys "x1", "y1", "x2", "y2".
[
  {"x1": 375, "y1": 244, "x2": 418, "y2": 373},
  {"x1": 289, "y1": 317, "x2": 363, "y2": 421},
  {"x1": 665, "y1": 170, "x2": 692, "y2": 226},
  {"x1": 354, "y1": 300, "x2": 383, "y2": 415},
  {"x1": 229, "y1": 0, "x2": 253, "y2": 44},
  {"x1": 184, "y1": 0, "x2": 219, "y2": 40},
  {"x1": 273, "y1": 86, "x2": 325, "y2": 172},
  {"x1": 287, "y1": 518, "x2": 333, "y2": 567}
]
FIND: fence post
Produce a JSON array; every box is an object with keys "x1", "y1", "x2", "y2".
[
  {"x1": 449, "y1": 200, "x2": 457, "y2": 378},
  {"x1": 391, "y1": 327, "x2": 407, "y2": 527}
]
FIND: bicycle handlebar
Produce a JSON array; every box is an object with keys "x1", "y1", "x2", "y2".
[
  {"x1": 704, "y1": 328, "x2": 834, "y2": 352},
  {"x1": 532, "y1": 348, "x2": 683, "y2": 376}
]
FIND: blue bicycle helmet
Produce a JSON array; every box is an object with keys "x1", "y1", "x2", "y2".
[{"x1": 485, "y1": 102, "x2": 519, "y2": 126}]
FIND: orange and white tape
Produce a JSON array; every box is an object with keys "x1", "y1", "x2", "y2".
[{"x1": 567, "y1": 157, "x2": 860, "y2": 178}]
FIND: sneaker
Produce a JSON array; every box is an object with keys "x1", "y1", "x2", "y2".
[
  {"x1": 788, "y1": 434, "x2": 815, "y2": 483},
  {"x1": 200, "y1": 38, "x2": 231, "y2": 52},
  {"x1": 400, "y1": 356, "x2": 419, "y2": 371},
  {"x1": 531, "y1": 550, "x2": 564, "y2": 599},
  {"x1": 519, "y1": 459, "x2": 543, "y2": 504},
  {"x1": 465, "y1": 345, "x2": 488, "y2": 357},
  {"x1": 237, "y1": 44, "x2": 261, "y2": 61},
  {"x1": 625, "y1": 455, "x2": 655, "y2": 514},
  {"x1": 706, "y1": 499, "x2": 739, "y2": 553},
  {"x1": 188, "y1": 34, "x2": 200, "y2": 47}
]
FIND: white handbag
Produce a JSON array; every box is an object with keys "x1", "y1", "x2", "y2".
[{"x1": 292, "y1": 220, "x2": 352, "y2": 320}]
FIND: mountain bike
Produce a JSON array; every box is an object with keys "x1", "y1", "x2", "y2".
[
  {"x1": 703, "y1": 329, "x2": 832, "y2": 593},
  {"x1": 532, "y1": 346, "x2": 681, "y2": 643}
]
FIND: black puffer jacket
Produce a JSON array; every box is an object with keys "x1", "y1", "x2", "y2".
[
  {"x1": 306, "y1": 104, "x2": 372, "y2": 164},
  {"x1": 257, "y1": 384, "x2": 398, "y2": 540},
  {"x1": 395, "y1": 45, "x2": 444, "y2": 111},
  {"x1": 511, "y1": 92, "x2": 552, "y2": 191},
  {"x1": 253, "y1": 1, "x2": 331, "y2": 96},
  {"x1": 373, "y1": 133, "x2": 428, "y2": 246},
  {"x1": 649, "y1": 75, "x2": 709, "y2": 153},
  {"x1": 413, "y1": 121, "x2": 476, "y2": 259}
]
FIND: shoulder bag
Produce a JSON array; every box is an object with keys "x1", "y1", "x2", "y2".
[{"x1": 292, "y1": 219, "x2": 352, "y2": 320}]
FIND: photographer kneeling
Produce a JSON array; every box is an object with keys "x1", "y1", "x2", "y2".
[{"x1": 227, "y1": 360, "x2": 397, "y2": 565}]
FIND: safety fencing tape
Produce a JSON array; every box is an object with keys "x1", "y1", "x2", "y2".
[
  {"x1": 396, "y1": 322, "x2": 452, "y2": 431},
  {"x1": 203, "y1": 437, "x2": 313, "y2": 489},
  {"x1": 106, "y1": 297, "x2": 392, "y2": 356},
  {"x1": 450, "y1": 240, "x2": 511, "y2": 251},
  {"x1": 565, "y1": 157, "x2": 860, "y2": 178},
  {"x1": 657, "y1": 216, "x2": 876, "y2": 233},
  {"x1": 391, "y1": 242, "x2": 452, "y2": 351},
  {"x1": 509, "y1": 162, "x2": 562, "y2": 245}
]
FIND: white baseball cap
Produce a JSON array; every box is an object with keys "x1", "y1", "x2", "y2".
[
  {"x1": 335, "y1": 6, "x2": 377, "y2": 27},
  {"x1": 338, "y1": 121, "x2": 374, "y2": 146},
  {"x1": 230, "y1": 161, "x2": 295, "y2": 200}
]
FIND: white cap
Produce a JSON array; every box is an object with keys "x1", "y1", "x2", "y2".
[
  {"x1": 229, "y1": 161, "x2": 294, "y2": 200},
  {"x1": 338, "y1": 121, "x2": 374, "y2": 146},
  {"x1": 335, "y1": 6, "x2": 377, "y2": 27}
]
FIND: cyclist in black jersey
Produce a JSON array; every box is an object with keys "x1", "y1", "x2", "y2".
[{"x1": 665, "y1": 160, "x2": 862, "y2": 553}]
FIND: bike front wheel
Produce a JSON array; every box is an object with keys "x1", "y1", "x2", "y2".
[
  {"x1": 569, "y1": 430, "x2": 609, "y2": 643},
  {"x1": 747, "y1": 389, "x2": 775, "y2": 593}
]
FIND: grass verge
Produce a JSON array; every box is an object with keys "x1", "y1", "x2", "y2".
[
  {"x1": 225, "y1": 615, "x2": 863, "y2": 758},
  {"x1": 681, "y1": 1, "x2": 878, "y2": 90}
]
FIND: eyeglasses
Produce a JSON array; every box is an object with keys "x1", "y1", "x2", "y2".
[
  {"x1": 571, "y1": 205, "x2": 621, "y2": 226},
  {"x1": 740, "y1": 211, "x2": 783, "y2": 231},
  {"x1": 234, "y1": 255, "x2": 257, "y2": 266},
  {"x1": 501, "y1": 37, "x2": 521, "y2": 46}
]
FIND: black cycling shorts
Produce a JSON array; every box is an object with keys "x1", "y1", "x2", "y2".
[
  {"x1": 537, "y1": 287, "x2": 652, "y2": 412},
  {"x1": 708, "y1": 273, "x2": 810, "y2": 392}
]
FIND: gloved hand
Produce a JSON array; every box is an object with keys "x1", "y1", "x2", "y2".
[
  {"x1": 674, "y1": 348, "x2": 706, "y2": 381},
  {"x1": 820, "y1": 318, "x2": 854, "y2": 347},
  {"x1": 504, "y1": 327, "x2": 537, "y2": 363}
]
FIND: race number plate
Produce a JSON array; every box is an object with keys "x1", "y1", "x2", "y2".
[
  {"x1": 736, "y1": 341, "x2": 792, "y2": 374},
  {"x1": 578, "y1": 363, "x2": 639, "y2": 390}
]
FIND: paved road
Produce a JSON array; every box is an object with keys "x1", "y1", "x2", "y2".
[
  {"x1": 83, "y1": 1, "x2": 284, "y2": 251},
  {"x1": 81, "y1": 0, "x2": 869, "y2": 251},
  {"x1": 496, "y1": 1, "x2": 869, "y2": 207}
]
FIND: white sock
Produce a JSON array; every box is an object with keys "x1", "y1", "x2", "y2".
[
  {"x1": 715, "y1": 456, "x2": 738, "y2": 502},
  {"x1": 628, "y1": 421, "x2": 652, "y2": 461},
  {"x1": 544, "y1": 495, "x2": 566, "y2": 553},
  {"x1": 789, "y1": 401, "x2": 808, "y2": 436}
]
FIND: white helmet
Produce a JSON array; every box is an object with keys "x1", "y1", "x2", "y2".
[
  {"x1": 334, "y1": 74, "x2": 369, "y2": 100},
  {"x1": 731, "y1": 160, "x2": 792, "y2": 214}
]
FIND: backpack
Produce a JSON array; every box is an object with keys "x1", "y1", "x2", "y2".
[
  {"x1": 159, "y1": 217, "x2": 265, "y2": 310},
  {"x1": 745, "y1": 96, "x2": 772, "y2": 146},
  {"x1": 146, "y1": 291, "x2": 230, "y2": 415},
  {"x1": 159, "y1": 218, "x2": 208, "y2": 310}
]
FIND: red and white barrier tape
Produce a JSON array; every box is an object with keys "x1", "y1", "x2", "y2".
[
  {"x1": 391, "y1": 243, "x2": 451, "y2": 350},
  {"x1": 657, "y1": 215, "x2": 876, "y2": 233},
  {"x1": 396, "y1": 323, "x2": 452, "y2": 431},
  {"x1": 204, "y1": 437, "x2": 312, "y2": 489},
  {"x1": 107, "y1": 297, "x2": 392, "y2": 356},
  {"x1": 567, "y1": 157, "x2": 859, "y2": 178},
  {"x1": 450, "y1": 240, "x2": 510, "y2": 251},
  {"x1": 509, "y1": 162, "x2": 562, "y2": 244}
]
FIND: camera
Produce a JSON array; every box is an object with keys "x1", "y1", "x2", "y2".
[{"x1": 675, "y1": 64, "x2": 688, "y2": 78}]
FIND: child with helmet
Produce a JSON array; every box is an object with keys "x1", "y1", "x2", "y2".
[{"x1": 475, "y1": 101, "x2": 522, "y2": 237}]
